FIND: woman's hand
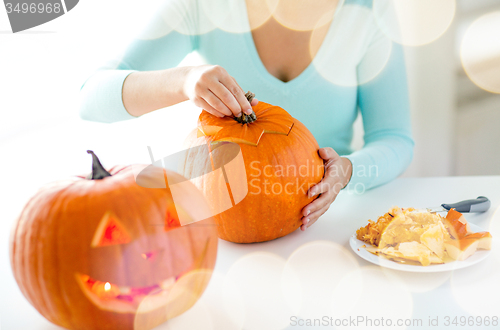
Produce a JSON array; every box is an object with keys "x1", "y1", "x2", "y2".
[
  {"x1": 184, "y1": 65, "x2": 258, "y2": 118},
  {"x1": 300, "y1": 147, "x2": 352, "y2": 231}
]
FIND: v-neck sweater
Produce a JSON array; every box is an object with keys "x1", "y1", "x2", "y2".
[{"x1": 79, "y1": 0, "x2": 414, "y2": 190}]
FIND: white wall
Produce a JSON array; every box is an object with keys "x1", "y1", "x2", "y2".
[{"x1": 401, "y1": 24, "x2": 456, "y2": 177}]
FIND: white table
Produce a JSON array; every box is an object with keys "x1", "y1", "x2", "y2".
[{"x1": 2, "y1": 175, "x2": 499, "y2": 330}]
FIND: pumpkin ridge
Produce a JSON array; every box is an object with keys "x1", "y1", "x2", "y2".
[
  {"x1": 10, "y1": 196, "x2": 36, "y2": 305},
  {"x1": 32, "y1": 185, "x2": 66, "y2": 324},
  {"x1": 14, "y1": 197, "x2": 40, "y2": 317},
  {"x1": 52, "y1": 183, "x2": 84, "y2": 327},
  {"x1": 31, "y1": 185, "x2": 62, "y2": 323}
]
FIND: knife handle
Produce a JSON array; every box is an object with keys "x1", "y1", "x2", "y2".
[{"x1": 442, "y1": 196, "x2": 491, "y2": 213}]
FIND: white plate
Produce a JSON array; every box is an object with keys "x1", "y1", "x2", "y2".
[{"x1": 349, "y1": 223, "x2": 491, "y2": 272}]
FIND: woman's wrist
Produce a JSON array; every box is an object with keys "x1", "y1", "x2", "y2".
[
  {"x1": 340, "y1": 157, "x2": 353, "y2": 189},
  {"x1": 123, "y1": 68, "x2": 191, "y2": 117},
  {"x1": 170, "y1": 66, "x2": 193, "y2": 101}
]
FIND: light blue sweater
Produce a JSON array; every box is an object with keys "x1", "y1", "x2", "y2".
[{"x1": 80, "y1": 0, "x2": 414, "y2": 190}]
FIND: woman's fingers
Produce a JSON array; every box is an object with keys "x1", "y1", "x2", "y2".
[
  {"x1": 202, "y1": 88, "x2": 233, "y2": 117},
  {"x1": 192, "y1": 96, "x2": 226, "y2": 118},
  {"x1": 230, "y1": 76, "x2": 257, "y2": 112},
  {"x1": 209, "y1": 81, "x2": 247, "y2": 117},
  {"x1": 319, "y1": 147, "x2": 340, "y2": 163},
  {"x1": 186, "y1": 65, "x2": 254, "y2": 117},
  {"x1": 306, "y1": 160, "x2": 343, "y2": 202},
  {"x1": 308, "y1": 177, "x2": 343, "y2": 198},
  {"x1": 302, "y1": 188, "x2": 337, "y2": 217},
  {"x1": 301, "y1": 203, "x2": 331, "y2": 231},
  {"x1": 219, "y1": 75, "x2": 253, "y2": 115},
  {"x1": 305, "y1": 147, "x2": 343, "y2": 199},
  {"x1": 298, "y1": 148, "x2": 352, "y2": 232}
]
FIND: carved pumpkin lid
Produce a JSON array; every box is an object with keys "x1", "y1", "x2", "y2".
[{"x1": 197, "y1": 101, "x2": 294, "y2": 146}]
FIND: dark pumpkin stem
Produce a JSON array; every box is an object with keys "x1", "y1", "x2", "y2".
[
  {"x1": 86, "y1": 150, "x2": 112, "y2": 180},
  {"x1": 245, "y1": 91, "x2": 255, "y2": 103},
  {"x1": 235, "y1": 91, "x2": 257, "y2": 124}
]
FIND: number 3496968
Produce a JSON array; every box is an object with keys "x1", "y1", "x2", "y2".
[{"x1": 5, "y1": 2, "x2": 62, "y2": 14}]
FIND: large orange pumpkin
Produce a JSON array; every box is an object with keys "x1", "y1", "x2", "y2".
[
  {"x1": 182, "y1": 93, "x2": 324, "y2": 243},
  {"x1": 9, "y1": 151, "x2": 218, "y2": 330}
]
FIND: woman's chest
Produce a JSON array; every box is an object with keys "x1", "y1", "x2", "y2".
[{"x1": 249, "y1": 18, "x2": 330, "y2": 83}]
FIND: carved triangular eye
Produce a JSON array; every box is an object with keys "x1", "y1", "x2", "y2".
[
  {"x1": 91, "y1": 212, "x2": 131, "y2": 247},
  {"x1": 164, "y1": 204, "x2": 181, "y2": 232}
]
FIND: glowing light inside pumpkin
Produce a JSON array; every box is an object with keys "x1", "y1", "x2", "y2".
[
  {"x1": 164, "y1": 205, "x2": 181, "y2": 232},
  {"x1": 79, "y1": 273, "x2": 174, "y2": 303},
  {"x1": 91, "y1": 280, "x2": 120, "y2": 300},
  {"x1": 91, "y1": 213, "x2": 132, "y2": 247},
  {"x1": 101, "y1": 222, "x2": 130, "y2": 245}
]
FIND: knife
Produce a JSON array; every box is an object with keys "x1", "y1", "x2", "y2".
[{"x1": 425, "y1": 196, "x2": 491, "y2": 213}]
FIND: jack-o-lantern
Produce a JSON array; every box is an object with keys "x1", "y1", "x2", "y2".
[{"x1": 9, "y1": 151, "x2": 218, "y2": 330}]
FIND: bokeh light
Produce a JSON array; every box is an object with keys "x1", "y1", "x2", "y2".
[
  {"x1": 450, "y1": 205, "x2": 500, "y2": 316},
  {"x1": 460, "y1": 11, "x2": 500, "y2": 94},
  {"x1": 201, "y1": 0, "x2": 249, "y2": 34},
  {"x1": 207, "y1": 271, "x2": 246, "y2": 330},
  {"x1": 247, "y1": 0, "x2": 280, "y2": 31},
  {"x1": 450, "y1": 253, "x2": 500, "y2": 317},
  {"x1": 311, "y1": 4, "x2": 392, "y2": 86},
  {"x1": 373, "y1": 0, "x2": 456, "y2": 46},
  {"x1": 332, "y1": 267, "x2": 413, "y2": 329},
  {"x1": 272, "y1": 0, "x2": 342, "y2": 31},
  {"x1": 138, "y1": 0, "x2": 216, "y2": 39},
  {"x1": 308, "y1": 11, "x2": 338, "y2": 59},
  {"x1": 154, "y1": 271, "x2": 245, "y2": 330},
  {"x1": 202, "y1": 0, "x2": 280, "y2": 33},
  {"x1": 224, "y1": 252, "x2": 295, "y2": 330},
  {"x1": 159, "y1": 300, "x2": 213, "y2": 330},
  {"x1": 134, "y1": 269, "x2": 213, "y2": 329},
  {"x1": 281, "y1": 241, "x2": 359, "y2": 320},
  {"x1": 381, "y1": 268, "x2": 451, "y2": 293},
  {"x1": 136, "y1": 13, "x2": 174, "y2": 40}
]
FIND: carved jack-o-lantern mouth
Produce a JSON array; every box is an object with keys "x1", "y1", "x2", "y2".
[
  {"x1": 74, "y1": 212, "x2": 181, "y2": 313},
  {"x1": 75, "y1": 273, "x2": 177, "y2": 314}
]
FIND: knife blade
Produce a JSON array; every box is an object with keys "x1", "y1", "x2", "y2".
[{"x1": 425, "y1": 196, "x2": 491, "y2": 213}]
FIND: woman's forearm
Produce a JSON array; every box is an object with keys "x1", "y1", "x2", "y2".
[
  {"x1": 122, "y1": 65, "x2": 255, "y2": 118},
  {"x1": 122, "y1": 67, "x2": 192, "y2": 117}
]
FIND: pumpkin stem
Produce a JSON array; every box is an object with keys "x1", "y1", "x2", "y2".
[
  {"x1": 235, "y1": 91, "x2": 257, "y2": 124},
  {"x1": 86, "y1": 150, "x2": 112, "y2": 180},
  {"x1": 245, "y1": 91, "x2": 255, "y2": 103}
]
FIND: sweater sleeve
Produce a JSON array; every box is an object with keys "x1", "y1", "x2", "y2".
[
  {"x1": 344, "y1": 29, "x2": 414, "y2": 190},
  {"x1": 79, "y1": 0, "x2": 199, "y2": 123}
]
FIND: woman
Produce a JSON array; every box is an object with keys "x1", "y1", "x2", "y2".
[{"x1": 80, "y1": 0, "x2": 414, "y2": 231}]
